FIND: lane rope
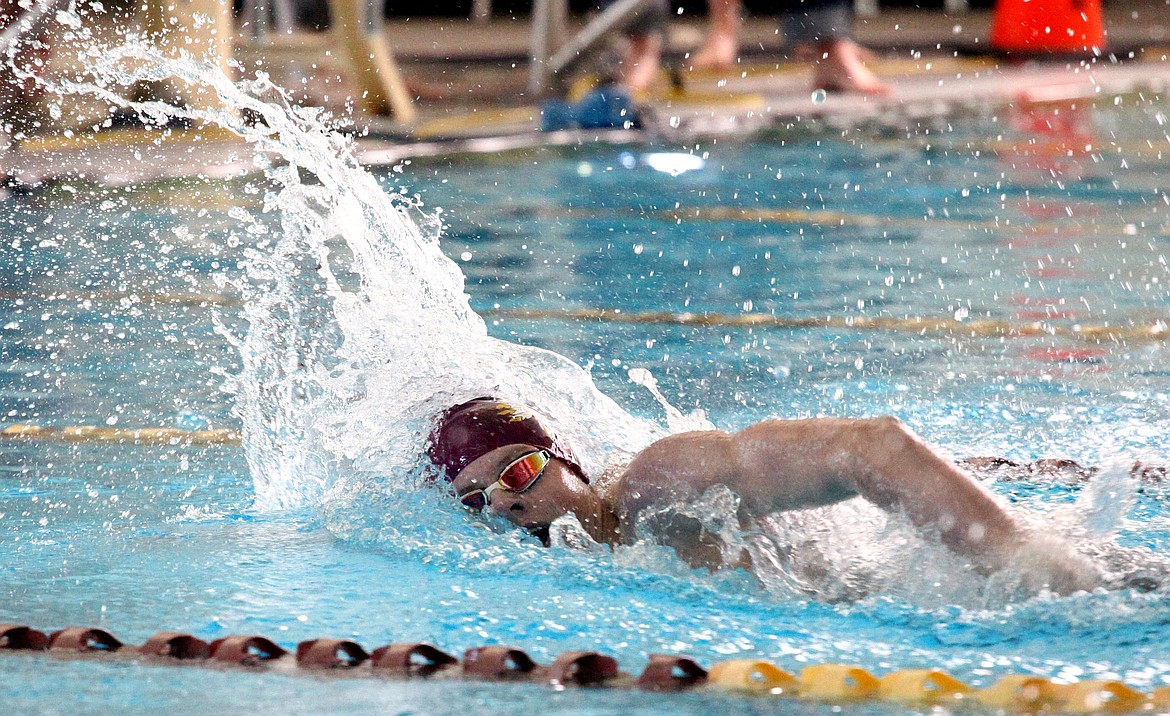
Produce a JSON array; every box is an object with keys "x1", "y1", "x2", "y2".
[
  {"x1": 0, "y1": 622, "x2": 1164, "y2": 710},
  {"x1": 489, "y1": 307, "x2": 1170, "y2": 343},
  {"x1": 1, "y1": 424, "x2": 240, "y2": 445},
  {"x1": 3, "y1": 289, "x2": 1165, "y2": 343}
]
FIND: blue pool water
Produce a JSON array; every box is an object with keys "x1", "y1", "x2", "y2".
[{"x1": 3, "y1": 80, "x2": 1170, "y2": 712}]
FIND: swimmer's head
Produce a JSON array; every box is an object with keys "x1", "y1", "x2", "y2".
[
  {"x1": 426, "y1": 397, "x2": 586, "y2": 483},
  {"x1": 450, "y1": 443, "x2": 595, "y2": 543},
  {"x1": 427, "y1": 398, "x2": 592, "y2": 543}
]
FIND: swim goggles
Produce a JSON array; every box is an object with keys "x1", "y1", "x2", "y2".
[{"x1": 458, "y1": 449, "x2": 551, "y2": 512}]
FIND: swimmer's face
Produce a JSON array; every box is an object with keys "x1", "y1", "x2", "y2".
[{"x1": 452, "y1": 444, "x2": 592, "y2": 542}]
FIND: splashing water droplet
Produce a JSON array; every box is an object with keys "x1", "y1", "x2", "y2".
[
  {"x1": 628, "y1": 368, "x2": 710, "y2": 433},
  {"x1": 1079, "y1": 458, "x2": 1139, "y2": 537},
  {"x1": 811, "y1": 89, "x2": 827, "y2": 104}
]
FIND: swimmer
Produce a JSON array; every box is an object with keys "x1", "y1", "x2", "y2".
[{"x1": 428, "y1": 397, "x2": 1104, "y2": 595}]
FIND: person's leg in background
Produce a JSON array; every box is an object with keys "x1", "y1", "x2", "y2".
[
  {"x1": 692, "y1": 0, "x2": 741, "y2": 70},
  {"x1": 786, "y1": 0, "x2": 889, "y2": 94},
  {"x1": 690, "y1": 0, "x2": 888, "y2": 94},
  {"x1": 612, "y1": 0, "x2": 669, "y2": 93},
  {"x1": 0, "y1": 0, "x2": 49, "y2": 185},
  {"x1": 622, "y1": 31, "x2": 664, "y2": 93}
]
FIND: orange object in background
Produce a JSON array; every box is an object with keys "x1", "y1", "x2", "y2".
[
  {"x1": 990, "y1": 0, "x2": 1107, "y2": 53},
  {"x1": 1005, "y1": 94, "x2": 1096, "y2": 179}
]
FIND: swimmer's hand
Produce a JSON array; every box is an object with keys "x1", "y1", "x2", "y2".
[{"x1": 1006, "y1": 534, "x2": 1101, "y2": 595}]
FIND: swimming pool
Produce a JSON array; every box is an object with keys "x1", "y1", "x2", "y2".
[{"x1": 3, "y1": 49, "x2": 1170, "y2": 711}]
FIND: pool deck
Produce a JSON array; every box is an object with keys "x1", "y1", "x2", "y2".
[{"x1": 8, "y1": 2, "x2": 1170, "y2": 187}]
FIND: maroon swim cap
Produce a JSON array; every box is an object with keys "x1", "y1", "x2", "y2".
[{"x1": 426, "y1": 397, "x2": 587, "y2": 483}]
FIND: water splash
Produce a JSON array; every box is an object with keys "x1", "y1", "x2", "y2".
[
  {"x1": 14, "y1": 27, "x2": 666, "y2": 519},
  {"x1": 627, "y1": 367, "x2": 712, "y2": 433},
  {"x1": 1078, "y1": 458, "x2": 1140, "y2": 537}
]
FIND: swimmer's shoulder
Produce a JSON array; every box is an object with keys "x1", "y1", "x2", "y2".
[{"x1": 593, "y1": 457, "x2": 639, "y2": 529}]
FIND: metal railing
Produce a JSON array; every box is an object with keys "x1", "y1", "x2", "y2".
[
  {"x1": 529, "y1": 0, "x2": 663, "y2": 95},
  {"x1": 243, "y1": 0, "x2": 415, "y2": 120}
]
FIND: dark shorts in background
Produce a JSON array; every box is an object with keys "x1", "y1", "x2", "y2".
[{"x1": 595, "y1": 0, "x2": 670, "y2": 37}]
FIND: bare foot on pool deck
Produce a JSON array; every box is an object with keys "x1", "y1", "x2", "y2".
[
  {"x1": 794, "y1": 40, "x2": 877, "y2": 64},
  {"x1": 813, "y1": 38, "x2": 891, "y2": 95},
  {"x1": 690, "y1": 34, "x2": 738, "y2": 71}
]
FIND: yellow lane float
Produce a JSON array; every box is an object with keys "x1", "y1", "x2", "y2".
[
  {"x1": 877, "y1": 668, "x2": 971, "y2": 704},
  {"x1": 799, "y1": 664, "x2": 880, "y2": 701},
  {"x1": 706, "y1": 660, "x2": 799, "y2": 695}
]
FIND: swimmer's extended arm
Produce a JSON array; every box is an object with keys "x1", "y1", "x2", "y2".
[{"x1": 616, "y1": 417, "x2": 1099, "y2": 593}]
